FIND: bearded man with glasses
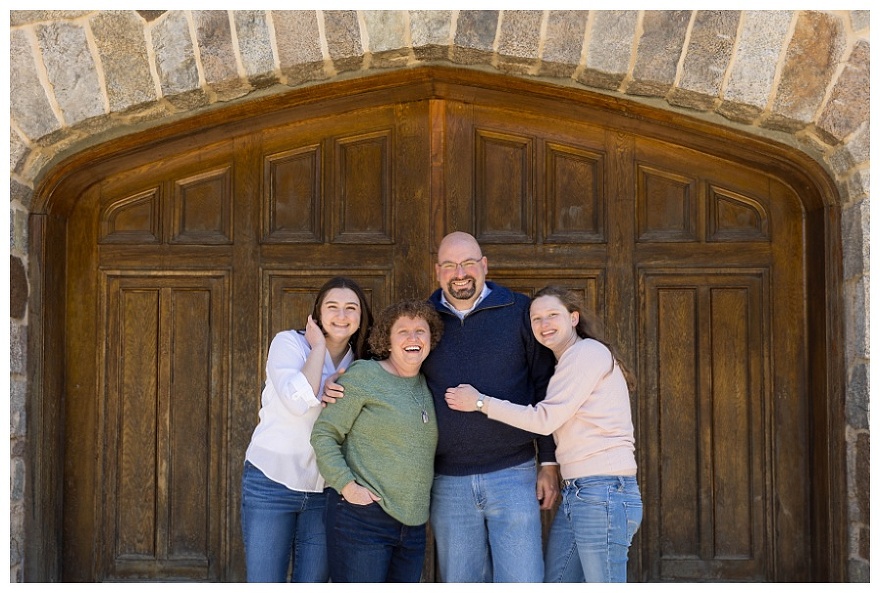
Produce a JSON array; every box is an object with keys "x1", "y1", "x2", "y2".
[{"x1": 420, "y1": 231, "x2": 559, "y2": 583}]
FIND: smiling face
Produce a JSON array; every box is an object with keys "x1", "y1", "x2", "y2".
[
  {"x1": 317, "y1": 287, "x2": 362, "y2": 344},
  {"x1": 435, "y1": 233, "x2": 488, "y2": 310},
  {"x1": 386, "y1": 315, "x2": 432, "y2": 376},
  {"x1": 530, "y1": 295, "x2": 579, "y2": 357}
]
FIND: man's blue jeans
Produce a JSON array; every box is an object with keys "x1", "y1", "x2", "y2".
[
  {"x1": 544, "y1": 475, "x2": 643, "y2": 583},
  {"x1": 325, "y1": 488, "x2": 426, "y2": 582},
  {"x1": 240, "y1": 461, "x2": 329, "y2": 582},
  {"x1": 430, "y1": 459, "x2": 544, "y2": 582}
]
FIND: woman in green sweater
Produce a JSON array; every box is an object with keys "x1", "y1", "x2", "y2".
[{"x1": 310, "y1": 299, "x2": 443, "y2": 582}]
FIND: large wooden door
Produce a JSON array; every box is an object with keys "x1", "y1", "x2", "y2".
[{"x1": 60, "y1": 72, "x2": 815, "y2": 581}]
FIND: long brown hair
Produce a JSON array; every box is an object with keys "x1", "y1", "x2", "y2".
[
  {"x1": 311, "y1": 277, "x2": 374, "y2": 360},
  {"x1": 532, "y1": 285, "x2": 634, "y2": 387}
]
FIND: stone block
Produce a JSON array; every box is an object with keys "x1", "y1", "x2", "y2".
[
  {"x1": 848, "y1": 558, "x2": 869, "y2": 582},
  {"x1": 364, "y1": 10, "x2": 408, "y2": 53},
  {"x1": 841, "y1": 199, "x2": 868, "y2": 279},
  {"x1": 452, "y1": 10, "x2": 498, "y2": 65},
  {"x1": 845, "y1": 362, "x2": 869, "y2": 430},
  {"x1": 845, "y1": 167, "x2": 869, "y2": 204},
  {"x1": 11, "y1": 206, "x2": 29, "y2": 254},
  {"x1": 676, "y1": 11, "x2": 740, "y2": 101},
  {"x1": 849, "y1": 10, "x2": 869, "y2": 31},
  {"x1": 10, "y1": 131, "x2": 31, "y2": 177},
  {"x1": 153, "y1": 10, "x2": 201, "y2": 98},
  {"x1": 10, "y1": 179, "x2": 34, "y2": 211},
  {"x1": 770, "y1": 11, "x2": 845, "y2": 129},
  {"x1": 272, "y1": 10, "x2": 326, "y2": 84},
  {"x1": 9, "y1": 29, "x2": 62, "y2": 141},
  {"x1": 137, "y1": 11, "x2": 166, "y2": 23},
  {"x1": 323, "y1": 10, "x2": 364, "y2": 73},
  {"x1": 90, "y1": 11, "x2": 158, "y2": 112},
  {"x1": 722, "y1": 11, "x2": 792, "y2": 116},
  {"x1": 10, "y1": 10, "x2": 92, "y2": 26},
  {"x1": 10, "y1": 320, "x2": 27, "y2": 376},
  {"x1": 10, "y1": 255, "x2": 28, "y2": 320},
  {"x1": 410, "y1": 10, "x2": 451, "y2": 61},
  {"x1": 843, "y1": 123, "x2": 870, "y2": 170},
  {"x1": 194, "y1": 10, "x2": 248, "y2": 99},
  {"x1": 10, "y1": 457, "x2": 24, "y2": 501},
  {"x1": 495, "y1": 10, "x2": 541, "y2": 75},
  {"x1": 498, "y1": 10, "x2": 541, "y2": 60},
  {"x1": 666, "y1": 88, "x2": 715, "y2": 112},
  {"x1": 818, "y1": 40, "x2": 869, "y2": 143},
  {"x1": 233, "y1": 11, "x2": 277, "y2": 86},
  {"x1": 363, "y1": 11, "x2": 411, "y2": 69},
  {"x1": 579, "y1": 10, "x2": 637, "y2": 91},
  {"x1": 843, "y1": 275, "x2": 869, "y2": 362},
  {"x1": 539, "y1": 10, "x2": 587, "y2": 77},
  {"x1": 10, "y1": 379, "x2": 28, "y2": 441},
  {"x1": 715, "y1": 100, "x2": 761, "y2": 125},
  {"x1": 36, "y1": 21, "x2": 105, "y2": 126},
  {"x1": 628, "y1": 10, "x2": 690, "y2": 97},
  {"x1": 855, "y1": 431, "x2": 869, "y2": 523}
]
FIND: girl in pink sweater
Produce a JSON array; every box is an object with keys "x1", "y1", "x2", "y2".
[{"x1": 444, "y1": 285, "x2": 642, "y2": 582}]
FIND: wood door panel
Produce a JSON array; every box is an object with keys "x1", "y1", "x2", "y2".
[
  {"x1": 112, "y1": 287, "x2": 160, "y2": 560},
  {"x1": 487, "y1": 268, "x2": 603, "y2": 317},
  {"x1": 633, "y1": 137, "x2": 775, "y2": 250},
  {"x1": 474, "y1": 128, "x2": 535, "y2": 243},
  {"x1": 640, "y1": 269, "x2": 768, "y2": 581},
  {"x1": 170, "y1": 167, "x2": 234, "y2": 244},
  {"x1": 98, "y1": 139, "x2": 237, "y2": 249},
  {"x1": 636, "y1": 165, "x2": 698, "y2": 242},
  {"x1": 263, "y1": 144, "x2": 322, "y2": 243},
  {"x1": 100, "y1": 188, "x2": 162, "y2": 244},
  {"x1": 331, "y1": 130, "x2": 394, "y2": 243},
  {"x1": 544, "y1": 142, "x2": 606, "y2": 243},
  {"x1": 101, "y1": 273, "x2": 228, "y2": 581},
  {"x1": 442, "y1": 102, "x2": 611, "y2": 248}
]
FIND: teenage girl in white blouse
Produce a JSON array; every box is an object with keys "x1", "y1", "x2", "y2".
[{"x1": 241, "y1": 277, "x2": 372, "y2": 582}]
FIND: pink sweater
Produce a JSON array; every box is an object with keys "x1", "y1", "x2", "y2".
[{"x1": 484, "y1": 338, "x2": 637, "y2": 480}]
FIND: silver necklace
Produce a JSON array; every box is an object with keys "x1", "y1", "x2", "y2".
[
  {"x1": 382, "y1": 360, "x2": 429, "y2": 423},
  {"x1": 410, "y1": 375, "x2": 429, "y2": 424}
]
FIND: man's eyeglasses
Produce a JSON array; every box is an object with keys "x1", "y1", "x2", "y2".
[{"x1": 438, "y1": 259, "x2": 481, "y2": 273}]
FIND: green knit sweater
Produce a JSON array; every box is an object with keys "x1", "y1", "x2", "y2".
[{"x1": 310, "y1": 359, "x2": 438, "y2": 526}]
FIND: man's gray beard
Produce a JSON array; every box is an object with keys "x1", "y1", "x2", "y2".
[{"x1": 447, "y1": 279, "x2": 476, "y2": 301}]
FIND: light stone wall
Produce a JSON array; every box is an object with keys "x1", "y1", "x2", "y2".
[{"x1": 8, "y1": 10, "x2": 870, "y2": 582}]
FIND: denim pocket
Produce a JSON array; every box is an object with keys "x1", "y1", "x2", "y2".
[
  {"x1": 624, "y1": 499, "x2": 643, "y2": 542},
  {"x1": 572, "y1": 480, "x2": 611, "y2": 506}
]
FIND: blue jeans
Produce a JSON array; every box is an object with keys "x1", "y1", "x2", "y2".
[
  {"x1": 430, "y1": 460, "x2": 544, "y2": 582},
  {"x1": 240, "y1": 461, "x2": 329, "y2": 582},
  {"x1": 325, "y1": 488, "x2": 426, "y2": 582},
  {"x1": 544, "y1": 475, "x2": 643, "y2": 583}
]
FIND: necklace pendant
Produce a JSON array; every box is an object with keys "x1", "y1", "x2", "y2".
[{"x1": 422, "y1": 410, "x2": 429, "y2": 424}]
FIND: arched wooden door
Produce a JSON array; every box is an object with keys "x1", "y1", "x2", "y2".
[{"x1": 57, "y1": 70, "x2": 820, "y2": 582}]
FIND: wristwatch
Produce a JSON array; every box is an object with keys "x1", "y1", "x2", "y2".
[{"x1": 476, "y1": 393, "x2": 485, "y2": 412}]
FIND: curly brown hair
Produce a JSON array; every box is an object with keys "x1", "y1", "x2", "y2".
[{"x1": 368, "y1": 299, "x2": 444, "y2": 359}]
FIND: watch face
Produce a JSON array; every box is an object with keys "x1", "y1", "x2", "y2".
[{"x1": 476, "y1": 400, "x2": 483, "y2": 408}]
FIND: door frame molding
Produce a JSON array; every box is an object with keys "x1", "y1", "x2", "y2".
[{"x1": 27, "y1": 66, "x2": 846, "y2": 581}]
